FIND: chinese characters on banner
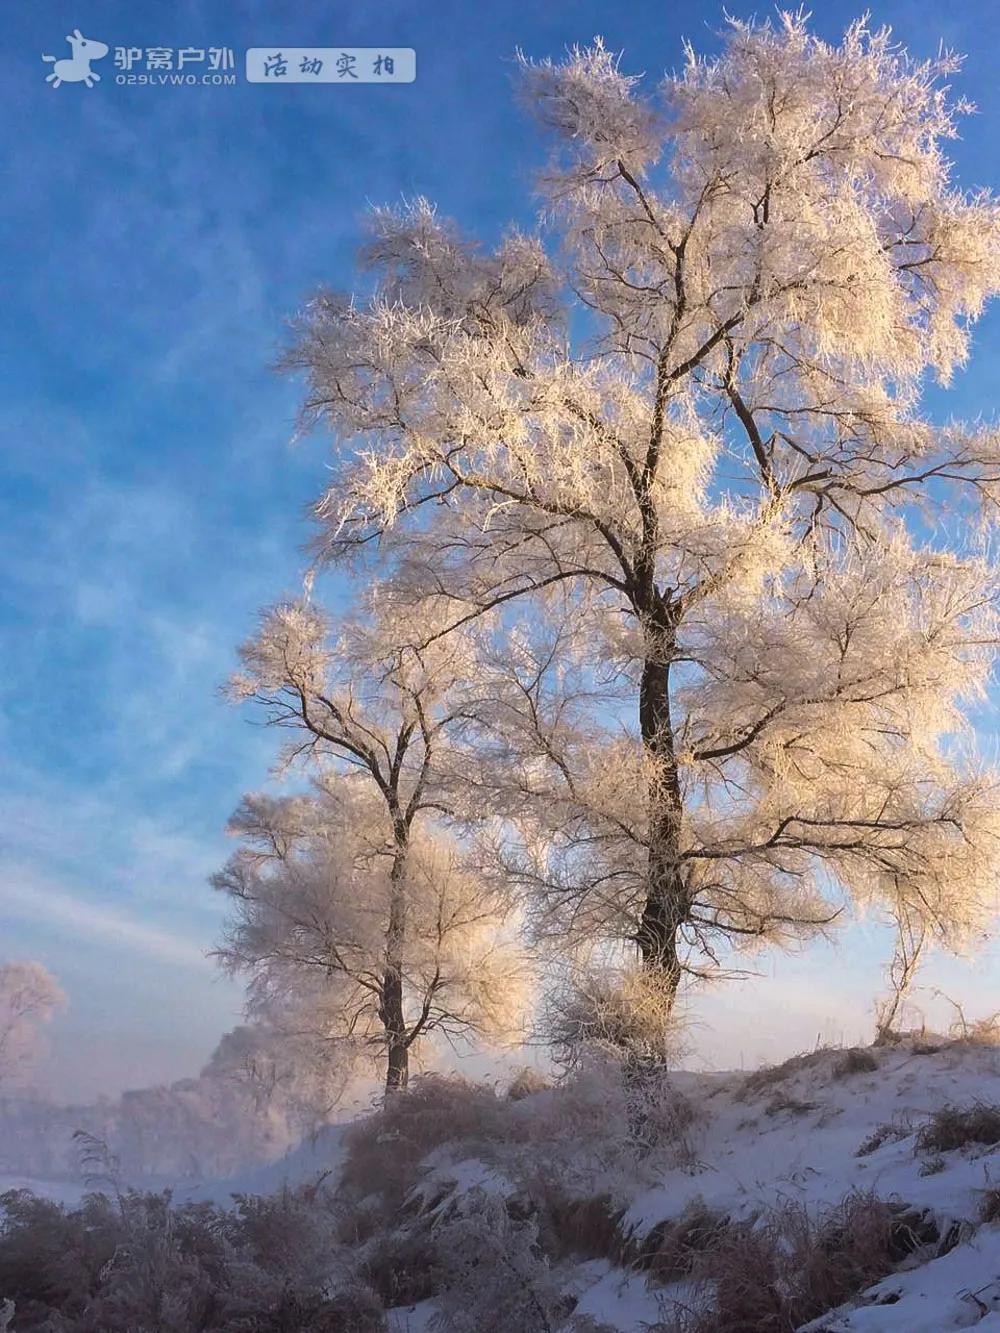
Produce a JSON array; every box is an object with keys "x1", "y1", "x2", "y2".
[{"x1": 245, "y1": 48, "x2": 415, "y2": 83}]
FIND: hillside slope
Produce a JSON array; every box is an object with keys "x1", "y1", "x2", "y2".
[
  {"x1": 5, "y1": 1038, "x2": 1000, "y2": 1330},
  {"x1": 367, "y1": 1039, "x2": 1000, "y2": 1331}
]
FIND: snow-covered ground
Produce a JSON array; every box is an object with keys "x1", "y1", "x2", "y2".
[
  {"x1": 8, "y1": 1039, "x2": 1000, "y2": 1330},
  {"x1": 626, "y1": 1040, "x2": 1000, "y2": 1233},
  {"x1": 380, "y1": 1038, "x2": 1000, "y2": 1331},
  {"x1": 799, "y1": 1228, "x2": 1000, "y2": 1332},
  {"x1": 619, "y1": 1039, "x2": 1000, "y2": 1330}
]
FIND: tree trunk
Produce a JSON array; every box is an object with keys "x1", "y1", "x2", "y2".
[
  {"x1": 636, "y1": 601, "x2": 686, "y2": 1007},
  {"x1": 385, "y1": 1020, "x2": 409, "y2": 1094},
  {"x1": 380, "y1": 832, "x2": 409, "y2": 1096}
]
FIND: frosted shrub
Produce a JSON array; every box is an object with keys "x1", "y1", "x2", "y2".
[
  {"x1": 316, "y1": 1282, "x2": 387, "y2": 1331},
  {"x1": 341, "y1": 1075, "x2": 509, "y2": 1213},
  {"x1": 359, "y1": 1225, "x2": 443, "y2": 1306},
  {"x1": 428, "y1": 1190, "x2": 569, "y2": 1333},
  {"x1": 508, "y1": 1055, "x2": 694, "y2": 1203},
  {"x1": 228, "y1": 1186, "x2": 341, "y2": 1294},
  {"x1": 546, "y1": 967, "x2": 682, "y2": 1070},
  {"x1": 0, "y1": 1183, "x2": 354, "y2": 1332},
  {"x1": 512, "y1": 1057, "x2": 630, "y2": 1184},
  {"x1": 506, "y1": 1066, "x2": 552, "y2": 1101}
]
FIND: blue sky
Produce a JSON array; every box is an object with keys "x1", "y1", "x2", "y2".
[{"x1": 4, "y1": 0, "x2": 1000, "y2": 1099}]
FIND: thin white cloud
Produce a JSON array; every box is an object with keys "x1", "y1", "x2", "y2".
[{"x1": 0, "y1": 874, "x2": 211, "y2": 970}]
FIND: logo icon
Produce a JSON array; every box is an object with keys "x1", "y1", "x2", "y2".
[{"x1": 42, "y1": 29, "x2": 109, "y2": 88}]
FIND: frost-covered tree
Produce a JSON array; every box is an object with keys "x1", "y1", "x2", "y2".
[
  {"x1": 201, "y1": 1021, "x2": 355, "y2": 1133},
  {"x1": 217, "y1": 600, "x2": 526, "y2": 1093},
  {"x1": 281, "y1": 14, "x2": 1000, "y2": 1010},
  {"x1": 0, "y1": 960, "x2": 65, "y2": 1088}
]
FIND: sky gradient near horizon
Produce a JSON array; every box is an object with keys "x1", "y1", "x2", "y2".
[{"x1": 4, "y1": 0, "x2": 1000, "y2": 1100}]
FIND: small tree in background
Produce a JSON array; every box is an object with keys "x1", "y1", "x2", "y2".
[
  {"x1": 279, "y1": 13, "x2": 1000, "y2": 1021},
  {"x1": 0, "y1": 961, "x2": 65, "y2": 1088},
  {"x1": 217, "y1": 599, "x2": 527, "y2": 1094},
  {"x1": 874, "y1": 897, "x2": 929, "y2": 1042}
]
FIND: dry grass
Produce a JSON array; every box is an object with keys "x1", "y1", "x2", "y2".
[
  {"x1": 736, "y1": 1048, "x2": 834, "y2": 1101},
  {"x1": 653, "y1": 1191, "x2": 906, "y2": 1333},
  {"x1": 856, "y1": 1117, "x2": 913, "y2": 1158},
  {"x1": 918, "y1": 1153, "x2": 946, "y2": 1176},
  {"x1": 915, "y1": 1103, "x2": 1000, "y2": 1154},
  {"x1": 765, "y1": 1093, "x2": 820, "y2": 1117},
  {"x1": 737, "y1": 1045, "x2": 879, "y2": 1104},
  {"x1": 929, "y1": 993, "x2": 1000, "y2": 1048},
  {"x1": 629, "y1": 1199, "x2": 729, "y2": 1283},
  {"x1": 911, "y1": 1038, "x2": 944, "y2": 1055},
  {"x1": 534, "y1": 1188, "x2": 626, "y2": 1263},
  {"x1": 833, "y1": 1048, "x2": 879, "y2": 1077},
  {"x1": 948, "y1": 1012, "x2": 1000, "y2": 1046},
  {"x1": 340, "y1": 1076, "x2": 507, "y2": 1212}
]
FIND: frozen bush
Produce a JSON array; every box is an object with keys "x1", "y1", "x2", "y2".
[
  {"x1": 0, "y1": 1188, "x2": 120, "y2": 1324},
  {"x1": 545, "y1": 968, "x2": 679, "y2": 1070},
  {"x1": 228, "y1": 1186, "x2": 339, "y2": 1292},
  {"x1": 314, "y1": 1283, "x2": 387, "y2": 1331},
  {"x1": 0, "y1": 1182, "x2": 348, "y2": 1332},
  {"x1": 428, "y1": 1190, "x2": 569, "y2": 1333},
  {"x1": 506, "y1": 1067, "x2": 552, "y2": 1101},
  {"x1": 511, "y1": 1055, "x2": 696, "y2": 1195},
  {"x1": 341, "y1": 1075, "x2": 508, "y2": 1213},
  {"x1": 359, "y1": 1224, "x2": 443, "y2": 1305}
]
